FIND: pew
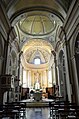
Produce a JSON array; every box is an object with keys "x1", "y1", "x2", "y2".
[
  {"x1": 0, "y1": 101, "x2": 27, "y2": 119},
  {"x1": 49, "y1": 101, "x2": 79, "y2": 119}
]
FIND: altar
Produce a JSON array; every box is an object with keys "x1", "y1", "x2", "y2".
[
  {"x1": 21, "y1": 98, "x2": 54, "y2": 107},
  {"x1": 34, "y1": 92, "x2": 42, "y2": 101}
]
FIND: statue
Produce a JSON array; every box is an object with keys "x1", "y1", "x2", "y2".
[
  {"x1": 34, "y1": 72, "x2": 40, "y2": 90},
  {"x1": 35, "y1": 81, "x2": 40, "y2": 90},
  {"x1": 35, "y1": 72, "x2": 39, "y2": 82}
]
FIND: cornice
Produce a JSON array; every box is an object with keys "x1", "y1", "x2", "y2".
[{"x1": 10, "y1": 6, "x2": 64, "y2": 23}]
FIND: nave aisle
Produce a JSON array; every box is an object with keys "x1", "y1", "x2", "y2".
[{"x1": 23, "y1": 108, "x2": 51, "y2": 119}]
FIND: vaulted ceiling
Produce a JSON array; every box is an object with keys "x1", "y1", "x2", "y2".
[
  {"x1": 1, "y1": 0, "x2": 73, "y2": 70},
  {"x1": 21, "y1": 39, "x2": 54, "y2": 70},
  {"x1": 2, "y1": 0, "x2": 72, "y2": 19}
]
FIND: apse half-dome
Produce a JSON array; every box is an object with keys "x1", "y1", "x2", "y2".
[
  {"x1": 21, "y1": 39, "x2": 54, "y2": 70},
  {"x1": 19, "y1": 15, "x2": 56, "y2": 36}
]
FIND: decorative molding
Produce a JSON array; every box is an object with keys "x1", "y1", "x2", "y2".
[{"x1": 10, "y1": 6, "x2": 64, "y2": 23}]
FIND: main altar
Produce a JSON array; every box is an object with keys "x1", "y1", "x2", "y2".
[{"x1": 21, "y1": 98, "x2": 54, "y2": 107}]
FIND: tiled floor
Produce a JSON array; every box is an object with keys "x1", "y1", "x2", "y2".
[{"x1": 25, "y1": 108, "x2": 52, "y2": 119}]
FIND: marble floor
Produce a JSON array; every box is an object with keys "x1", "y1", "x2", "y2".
[
  {"x1": 23, "y1": 108, "x2": 52, "y2": 119},
  {"x1": 2, "y1": 108, "x2": 52, "y2": 119}
]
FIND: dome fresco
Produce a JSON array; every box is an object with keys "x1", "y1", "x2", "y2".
[
  {"x1": 21, "y1": 39, "x2": 54, "y2": 69},
  {"x1": 19, "y1": 15, "x2": 56, "y2": 36},
  {"x1": 12, "y1": 10, "x2": 63, "y2": 70},
  {"x1": 13, "y1": 11, "x2": 62, "y2": 69}
]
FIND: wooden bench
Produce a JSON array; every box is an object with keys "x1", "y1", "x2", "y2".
[
  {"x1": 0, "y1": 102, "x2": 26, "y2": 119},
  {"x1": 50, "y1": 101, "x2": 79, "y2": 119}
]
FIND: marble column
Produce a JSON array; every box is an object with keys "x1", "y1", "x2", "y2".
[
  {"x1": 26, "y1": 70, "x2": 28, "y2": 87},
  {"x1": 51, "y1": 67, "x2": 53, "y2": 85},
  {"x1": 41, "y1": 72, "x2": 43, "y2": 88},
  {"x1": 32, "y1": 71, "x2": 34, "y2": 88},
  {"x1": 19, "y1": 64, "x2": 23, "y2": 85},
  {"x1": 42, "y1": 71, "x2": 46, "y2": 89},
  {"x1": 28, "y1": 70, "x2": 31, "y2": 88},
  {"x1": 52, "y1": 63, "x2": 56, "y2": 85},
  {"x1": 46, "y1": 70, "x2": 48, "y2": 87},
  {"x1": 51, "y1": 51, "x2": 58, "y2": 85}
]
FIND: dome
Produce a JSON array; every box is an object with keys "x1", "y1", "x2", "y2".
[
  {"x1": 21, "y1": 39, "x2": 54, "y2": 70},
  {"x1": 19, "y1": 15, "x2": 56, "y2": 36}
]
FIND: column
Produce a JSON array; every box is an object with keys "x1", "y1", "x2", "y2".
[
  {"x1": 64, "y1": 45, "x2": 72, "y2": 102},
  {"x1": 51, "y1": 51, "x2": 58, "y2": 85},
  {"x1": 71, "y1": 56, "x2": 79, "y2": 104},
  {"x1": 44, "y1": 70, "x2": 47, "y2": 87},
  {"x1": 46, "y1": 70, "x2": 49, "y2": 87},
  {"x1": 42, "y1": 71, "x2": 45, "y2": 90},
  {"x1": 31, "y1": 71, "x2": 34, "y2": 89},
  {"x1": 52, "y1": 63, "x2": 56, "y2": 85},
  {"x1": 40, "y1": 72, "x2": 42, "y2": 88},
  {"x1": 23, "y1": 69, "x2": 27, "y2": 88},
  {"x1": 19, "y1": 64, "x2": 23, "y2": 85},
  {"x1": 51, "y1": 66, "x2": 54, "y2": 86},
  {"x1": 28, "y1": 70, "x2": 31, "y2": 88},
  {"x1": 26, "y1": 70, "x2": 28, "y2": 87},
  {"x1": 41, "y1": 72, "x2": 43, "y2": 88},
  {"x1": 56, "y1": 65, "x2": 61, "y2": 96},
  {"x1": 0, "y1": 56, "x2": 3, "y2": 74}
]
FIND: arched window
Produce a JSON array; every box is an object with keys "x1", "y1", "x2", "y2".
[{"x1": 34, "y1": 58, "x2": 41, "y2": 65}]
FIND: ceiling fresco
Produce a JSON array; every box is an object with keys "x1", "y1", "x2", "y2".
[
  {"x1": 1, "y1": 0, "x2": 73, "y2": 70},
  {"x1": 21, "y1": 39, "x2": 54, "y2": 70},
  {"x1": 18, "y1": 14, "x2": 56, "y2": 36},
  {"x1": 13, "y1": 11, "x2": 62, "y2": 47}
]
